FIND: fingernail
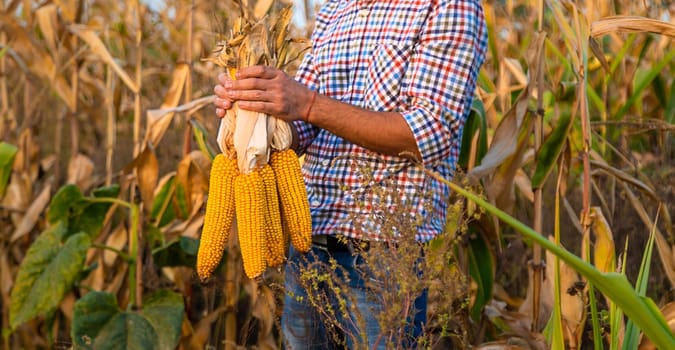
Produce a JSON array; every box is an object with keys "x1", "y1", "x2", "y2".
[{"x1": 224, "y1": 80, "x2": 233, "y2": 88}]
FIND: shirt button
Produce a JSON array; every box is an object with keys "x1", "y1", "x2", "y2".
[
  {"x1": 311, "y1": 200, "x2": 321, "y2": 206},
  {"x1": 321, "y1": 159, "x2": 330, "y2": 166},
  {"x1": 358, "y1": 9, "x2": 369, "y2": 17}
]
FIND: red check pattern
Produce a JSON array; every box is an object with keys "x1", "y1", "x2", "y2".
[{"x1": 293, "y1": 0, "x2": 487, "y2": 242}]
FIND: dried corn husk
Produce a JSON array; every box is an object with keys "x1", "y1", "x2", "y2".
[{"x1": 204, "y1": 5, "x2": 296, "y2": 174}]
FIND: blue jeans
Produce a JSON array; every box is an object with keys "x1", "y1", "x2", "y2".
[{"x1": 281, "y1": 243, "x2": 428, "y2": 350}]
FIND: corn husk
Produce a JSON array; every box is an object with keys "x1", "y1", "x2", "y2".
[{"x1": 205, "y1": 6, "x2": 296, "y2": 174}]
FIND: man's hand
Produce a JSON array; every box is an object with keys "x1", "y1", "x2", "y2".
[
  {"x1": 213, "y1": 66, "x2": 314, "y2": 122},
  {"x1": 213, "y1": 71, "x2": 234, "y2": 118}
]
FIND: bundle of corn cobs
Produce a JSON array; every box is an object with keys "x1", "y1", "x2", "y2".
[{"x1": 197, "y1": 5, "x2": 311, "y2": 281}]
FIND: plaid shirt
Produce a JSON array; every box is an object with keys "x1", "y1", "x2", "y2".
[{"x1": 293, "y1": 0, "x2": 487, "y2": 242}]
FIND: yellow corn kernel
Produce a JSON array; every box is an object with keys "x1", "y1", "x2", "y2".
[
  {"x1": 235, "y1": 169, "x2": 267, "y2": 279},
  {"x1": 270, "y1": 149, "x2": 312, "y2": 253},
  {"x1": 228, "y1": 67, "x2": 237, "y2": 80},
  {"x1": 196, "y1": 154, "x2": 238, "y2": 282},
  {"x1": 261, "y1": 164, "x2": 287, "y2": 267}
]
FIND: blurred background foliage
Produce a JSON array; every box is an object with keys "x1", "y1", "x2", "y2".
[{"x1": 0, "y1": 0, "x2": 673, "y2": 349}]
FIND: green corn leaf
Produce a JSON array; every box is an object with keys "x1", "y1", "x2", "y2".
[
  {"x1": 467, "y1": 225, "x2": 493, "y2": 321},
  {"x1": 190, "y1": 118, "x2": 217, "y2": 160},
  {"x1": 0, "y1": 142, "x2": 17, "y2": 198},
  {"x1": 666, "y1": 79, "x2": 675, "y2": 124},
  {"x1": 615, "y1": 49, "x2": 675, "y2": 121},
  {"x1": 150, "y1": 175, "x2": 177, "y2": 227},
  {"x1": 548, "y1": 176, "x2": 564, "y2": 350},
  {"x1": 609, "y1": 34, "x2": 637, "y2": 75},
  {"x1": 459, "y1": 99, "x2": 488, "y2": 169},
  {"x1": 424, "y1": 171, "x2": 675, "y2": 349},
  {"x1": 174, "y1": 182, "x2": 190, "y2": 219},
  {"x1": 532, "y1": 112, "x2": 573, "y2": 188},
  {"x1": 623, "y1": 217, "x2": 657, "y2": 350}
]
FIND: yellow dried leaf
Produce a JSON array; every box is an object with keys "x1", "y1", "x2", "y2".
[
  {"x1": 35, "y1": 4, "x2": 59, "y2": 54},
  {"x1": 67, "y1": 153, "x2": 94, "y2": 191},
  {"x1": 10, "y1": 185, "x2": 51, "y2": 242},
  {"x1": 591, "y1": 16, "x2": 675, "y2": 38},
  {"x1": 53, "y1": 0, "x2": 79, "y2": 22},
  {"x1": 253, "y1": 0, "x2": 274, "y2": 20},
  {"x1": 69, "y1": 24, "x2": 139, "y2": 93},
  {"x1": 134, "y1": 145, "x2": 159, "y2": 212},
  {"x1": 104, "y1": 225, "x2": 128, "y2": 267},
  {"x1": 590, "y1": 207, "x2": 615, "y2": 274},
  {"x1": 144, "y1": 63, "x2": 190, "y2": 146}
]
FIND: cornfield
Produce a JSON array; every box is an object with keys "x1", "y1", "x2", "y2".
[{"x1": 0, "y1": 0, "x2": 673, "y2": 349}]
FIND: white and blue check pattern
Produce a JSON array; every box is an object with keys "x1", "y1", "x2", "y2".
[{"x1": 292, "y1": 0, "x2": 487, "y2": 242}]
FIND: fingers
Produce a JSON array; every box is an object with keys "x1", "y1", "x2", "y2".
[
  {"x1": 217, "y1": 72, "x2": 231, "y2": 85},
  {"x1": 214, "y1": 96, "x2": 231, "y2": 109},
  {"x1": 237, "y1": 100, "x2": 280, "y2": 116},
  {"x1": 215, "y1": 77, "x2": 270, "y2": 102},
  {"x1": 236, "y1": 66, "x2": 279, "y2": 80},
  {"x1": 214, "y1": 85, "x2": 229, "y2": 99},
  {"x1": 227, "y1": 89, "x2": 270, "y2": 102},
  {"x1": 213, "y1": 65, "x2": 287, "y2": 119}
]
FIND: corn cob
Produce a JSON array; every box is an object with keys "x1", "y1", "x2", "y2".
[
  {"x1": 261, "y1": 164, "x2": 287, "y2": 267},
  {"x1": 200, "y1": 5, "x2": 311, "y2": 280},
  {"x1": 196, "y1": 154, "x2": 238, "y2": 281},
  {"x1": 270, "y1": 149, "x2": 312, "y2": 253},
  {"x1": 235, "y1": 169, "x2": 267, "y2": 279}
]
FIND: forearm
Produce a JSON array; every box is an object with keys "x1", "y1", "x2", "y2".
[
  {"x1": 215, "y1": 67, "x2": 421, "y2": 160},
  {"x1": 306, "y1": 94, "x2": 421, "y2": 160}
]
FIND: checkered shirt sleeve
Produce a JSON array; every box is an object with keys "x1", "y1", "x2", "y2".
[{"x1": 401, "y1": 0, "x2": 486, "y2": 167}]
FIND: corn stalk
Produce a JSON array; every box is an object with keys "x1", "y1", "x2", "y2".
[{"x1": 530, "y1": 0, "x2": 546, "y2": 332}]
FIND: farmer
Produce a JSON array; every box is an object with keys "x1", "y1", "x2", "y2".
[{"x1": 213, "y1": 0, "x2": 487, "y2": 348}]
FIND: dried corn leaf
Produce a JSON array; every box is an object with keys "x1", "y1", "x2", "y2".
[
  {"x1": 67, "y1": 153, "x2": 94, "y2": 191},
  {"x1": 589, "y1": 207, "x2": 615, "y2": 274},
  {"x1": 469, "y1": 32, "x2": 545, "y2": 180},
  {"x1": 69, "y1": 24, "x2": 139, "y2": 93},
  {"x1": 134, "y1": 145, "x2": 159, "y2": 213},
  {"x1": 53, "y1": 0, "x2": 79, "y2": 22},
  {"x1": 546, "y1": 248, "x2": 585, "y2": 349},
  {"x1": 253, "y1": 0, "x2": 274, "y2": 19},
  {"x1": 10, "y1": 184, "x2": 51, "y2": 242},
  {"x1": 0, "y1": 248, "x2": 13, "y2": 294},
  {"x1": 144, "y1": 63, "x2": 190, "y2": 147},
  {"x1": 0, "y1": 13, "x2": 75, "y2": 110},
  {"x1": 35, "y1": 4, "x2": 59, "y2": 54},
  {"x1": 104, "y1": 225, "x2": 128, "y2": 267},
  {"x1": 591, "y1": 16, "x2": 675, "y2": 38}
]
